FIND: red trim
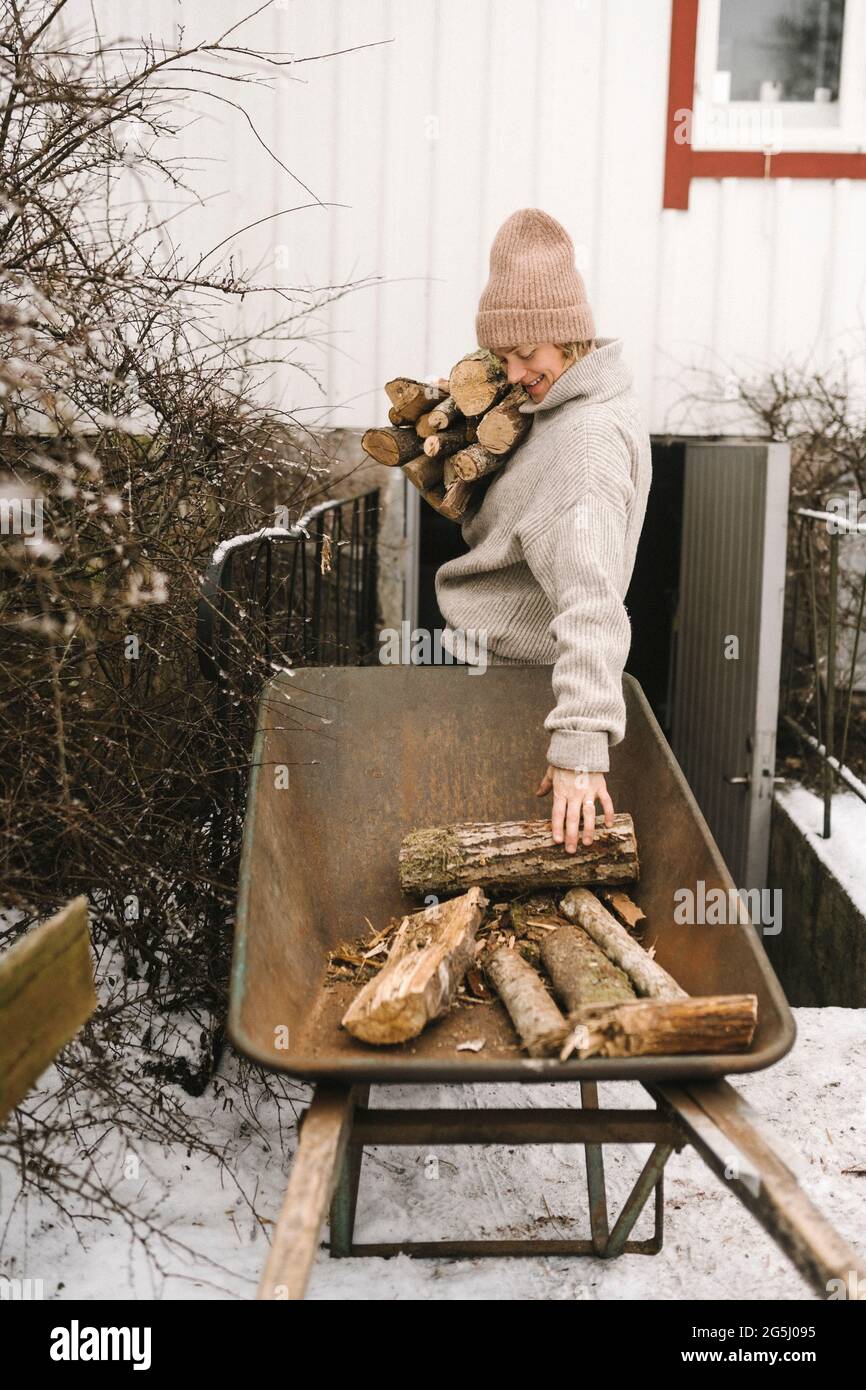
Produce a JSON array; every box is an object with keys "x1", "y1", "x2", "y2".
[{"x1": 663, "y1": 0, "x2": 866, "y2": 210}]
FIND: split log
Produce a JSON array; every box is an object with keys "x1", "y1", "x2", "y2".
[
  {"x1": 362, "y1": 425, "x2": 424, "y2": 467},
  {"x1": 438, "y1": 477, "x2": 475, "y2": 521},
  {"x1": 384, "y1": 377, "x2": 446, "y2": 424},
  {"x1": 399, "y1": 816, "x2": 639, "y2": 897},
  {"x1": 450, "y1": 442, "x2": 506, "y2": 481},
  {"x1": 484, "y1": 943, "x2": 568, "y2": 1057},
  {"x1": 560, "y1": 995, "x2": 758, "y2": 1060},
  {"x1": 476, "y1": 385, "x2": 531, "y2": 454},
  {"x1": 341, "y1": 886, "x2": 488, "y2": 1044},
  {"x1": 423, "y1": 424, "x2": 469, "y2": 459},
  {"x1": 388, "y1": 405, "x2": 404, "y2": 426},
  {"x1": 449, "y1": 349, "x2": 509, "y2": 416},
  {"x1": 442, "y1": 457, "x2": 460, "y2": 489},
  {"x1": 403, "y1": 454, "x2": 445, "y2": 494},
  {"x1": 559, "y1": 887, "x2": 685, "y2": 1000},
  {"x1": 597, "y1": 889, "x2": 647, "y2": 935},
  {"x1": 540, "y1": 926, "x2": 636, "y2": 1011}
]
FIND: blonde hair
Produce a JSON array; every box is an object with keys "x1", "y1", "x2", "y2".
[
  {"x1": 491, "y1": 340, "x2": 594, "y2": 371},
  {"x1": 560, "y1": 340, "x2": 595, "y2": 367}
]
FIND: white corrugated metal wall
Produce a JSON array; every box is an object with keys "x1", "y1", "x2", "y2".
[{"x1": 78, "y1": 0, "x2": 866, "y2": 431}]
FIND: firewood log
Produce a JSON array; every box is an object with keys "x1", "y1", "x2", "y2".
[
  {"x1": 559, "y1": 888, "x2": 685, "y2": 1000},
  {"x1": 403, "y1": 454, "x2": 445, "y2": 494},
  {"x1": 384, "y1": 377, "x2": 446, "y2": 424},
  {"x1": 423, "y1": 424, "x2": 469, "y2": 458},
  {"x1": 438, "y1": 477, "x2": 474, "y2": 521},
  {"x1": 449, "y1": 350, "x2": 509, "y2": 416},
  {"x1": 415, "y1": 410, "x2": 440, "y2": 438},
  {"x1": 362, "y1": 425, "x2": 424, "y2": 467},
  {"x1": 560, "y1": 995, "x2": 758, "y2": 1059},
  {"x1": 427, "y1": 395, "x2": 461, "y2": 430},
  {"x1": 449, "y1": 442, "x2": 506, "y2": 481},
  {"x1": 484, "y1": 943, "x2": 568, "y2": 1058},
  {"x1": 341, "y1": 886, "x2": 488, "y2": 1044},
  {"x1": 540, "y1": 926, "x2": 637, "y2": 1010},
  {"x1": 476, "y1": 385, "x2": 531, "y2": 454},
  {"x1": 399, "y1": 816, "x2": 639, "y2": 897}
]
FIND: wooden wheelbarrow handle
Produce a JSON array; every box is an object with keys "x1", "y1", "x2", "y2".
[{"x1": 257, "y1": 1083, "x2": 360, "y2": 1300}]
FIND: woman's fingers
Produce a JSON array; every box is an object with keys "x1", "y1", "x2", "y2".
[
  {"x1": 536, "y1": 765, "x2": 553, "y2": 797},
  {"x1": 579, "y1": 795, "x2": 596, "y2": 847},
  {"x1": 564, "y1": 793, "x2": 582, "y2": 853},
  {"x1": 599, "y1": 785, "x2": 615, "y2": 826},
  {"x1": 551, "y1": 785, "x2": 567, "y2": 845}
]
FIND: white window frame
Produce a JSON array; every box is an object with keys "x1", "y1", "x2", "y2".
[{"x1": 693, "y1": 0, "x2": 866, "y2": 153}]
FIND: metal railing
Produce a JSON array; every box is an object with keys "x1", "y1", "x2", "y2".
[
  {"x1": 780, "y1": 504, "x2": 866, "y2": 836},
  {"x1": 195, "y1": 488, "x2": 380, "y2": 924}
]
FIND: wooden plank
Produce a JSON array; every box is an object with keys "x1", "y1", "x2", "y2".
[
  {"x1": 653, "y1": 1079, "x2": 866, "y2": 1299},
  {"x1": 0, "y1": 896, "x2": 96, "y2": 1125},
  {"x1": 257, "y1": 1084, "x2": 359, "y2": 1301}
]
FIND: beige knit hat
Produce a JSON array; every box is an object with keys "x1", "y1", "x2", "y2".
[{"x1": 476, "y1": 208, "x2": 595, "y2": 349}]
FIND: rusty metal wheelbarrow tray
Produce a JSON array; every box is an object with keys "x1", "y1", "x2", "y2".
[
  {"x1": 228, "y1": 665, "x2": 795, "y2": 1085},
  {"x1": 232, "y1": 667, "x2": 866, "y2": 1303}
]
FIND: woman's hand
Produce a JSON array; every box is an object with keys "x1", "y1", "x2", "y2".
[{"x1": 535, "y1": 765, "x2": 614, "y2": 852}]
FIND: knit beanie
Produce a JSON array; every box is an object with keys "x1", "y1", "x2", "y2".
[{"x1": 476, "y1": 208, "x2": 595, "y2": 349}]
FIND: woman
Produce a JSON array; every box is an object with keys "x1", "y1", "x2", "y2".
[{"x1": 435, "y1": 207, "x2": 652, "y2": 855}]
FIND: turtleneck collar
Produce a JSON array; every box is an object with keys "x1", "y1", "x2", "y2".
[{"x1": 516, "y1": 337, "x2": 632, "y2": 415}]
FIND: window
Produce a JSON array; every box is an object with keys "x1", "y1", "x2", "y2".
[
  {"x1": 663, "y1": 0, "x2": 866, "y2": 208},
  {"x1": 694, "y1": 0, "x2": 865, "y2": 150}
]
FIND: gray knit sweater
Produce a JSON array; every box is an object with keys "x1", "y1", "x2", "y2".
[{"x1": 435, "y1": 337, "x2": 651, "y2": 772}]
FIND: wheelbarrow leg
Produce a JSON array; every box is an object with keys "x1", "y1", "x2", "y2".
[
  {"x1": 580, "y1": 1081, "x2": 610, "y2": 1254},
  {"x1": 257, "y1": 1083, "x2": 359, "y2": 1301},
  {"x1": 329, "y1": 1083, "x2": 371, "y2": 1257}
]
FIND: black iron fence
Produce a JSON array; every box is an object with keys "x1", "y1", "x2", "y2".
[
  {"x1": 195, "y1": 489, "x2": 380, "y2": 928},
  {"x1": 781, "y1": 504, "x2": 866, "y2": 836}
]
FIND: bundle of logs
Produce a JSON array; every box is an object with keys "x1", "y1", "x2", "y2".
[
  {"x1": 339, "y1": 815, "x2": 758, "y2": 1061},
  {"x1": 361, "y1": 350, "x2": 530, "y2": 522}
]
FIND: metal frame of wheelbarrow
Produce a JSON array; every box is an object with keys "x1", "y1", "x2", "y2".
[
  {"x1": 256, "y1": 1077, "x2": 865, "y2": 1300},
  {"x1": 225, "y1": 665, "x2": 863, "y2": 1301}
]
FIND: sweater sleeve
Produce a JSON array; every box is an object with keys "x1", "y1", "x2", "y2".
[{"x1": 519, "y1": 489, "x2": 632, "y2": 774}]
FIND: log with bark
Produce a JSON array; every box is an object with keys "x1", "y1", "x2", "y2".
[
  {"x1": 438, "y1": 477, "x2": 476, "y2": 521},
  {"x1": 427, "y1": 394, "x2": 462, "y2": 430},
  {"x1": 384, "y1": 377, "x2": 447, "y2": 424},
  {"x1": 559, "y1": 887, "x2": 684, "y2": 1000},
  {"x1": 399, "y1": 816, "x2": 639, "y2": 897},
  {"x1": 361, "y1": 424, "x2": 424, "y2": 467},
  {"x1": 560, "y1": 995, "x2": 758, "y2": 1059},
  {"x1": 423, "y1": 423, "x2": 470, "y2": 458},
  {"x1": 341, "y1": 886, "x2": 488, "y2": 1044},
  {"x1": 449, "y1": 349, "x2": 510, "y2": 415},
  {"x1": 402, "y1": 454, "x2": 445, "y2": 494},
  {"x1": 475, "y1": 385, "x2": 531, "y2": 454},
  {"x1": 540, "y1": 926, "x2": 637, "y2": 1010},
  {"x1": 449, "y1": 441, "x2": 507, "y2": 481},
  {"x1": 483, "y1": 942, "x2": 568, "y2": 1057}
]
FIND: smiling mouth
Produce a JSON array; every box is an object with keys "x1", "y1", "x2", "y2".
[{"x1": 526, "y1": 374, "x2": 544, "y2": 389}]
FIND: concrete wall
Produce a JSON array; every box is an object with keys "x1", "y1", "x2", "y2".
[{"x1": 765, "y1": 796, "x2": 866, "y2": 1006}]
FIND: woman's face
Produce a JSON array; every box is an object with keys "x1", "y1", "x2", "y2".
[{"x1": 492, "y1": 343, "x2": 567, "y2": 402}]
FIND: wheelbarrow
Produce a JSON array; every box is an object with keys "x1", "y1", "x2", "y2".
[{"x1": 228, "y1": 664, "x2": 864, "y2": 1300}]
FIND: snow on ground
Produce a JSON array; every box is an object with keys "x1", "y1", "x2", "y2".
[
  {"x1": 776, "y1": 784, "x2": 866, "y2": 919},
  {"x1": 2, "y1": 1008, "x2": 864, "y2": 1301}
]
